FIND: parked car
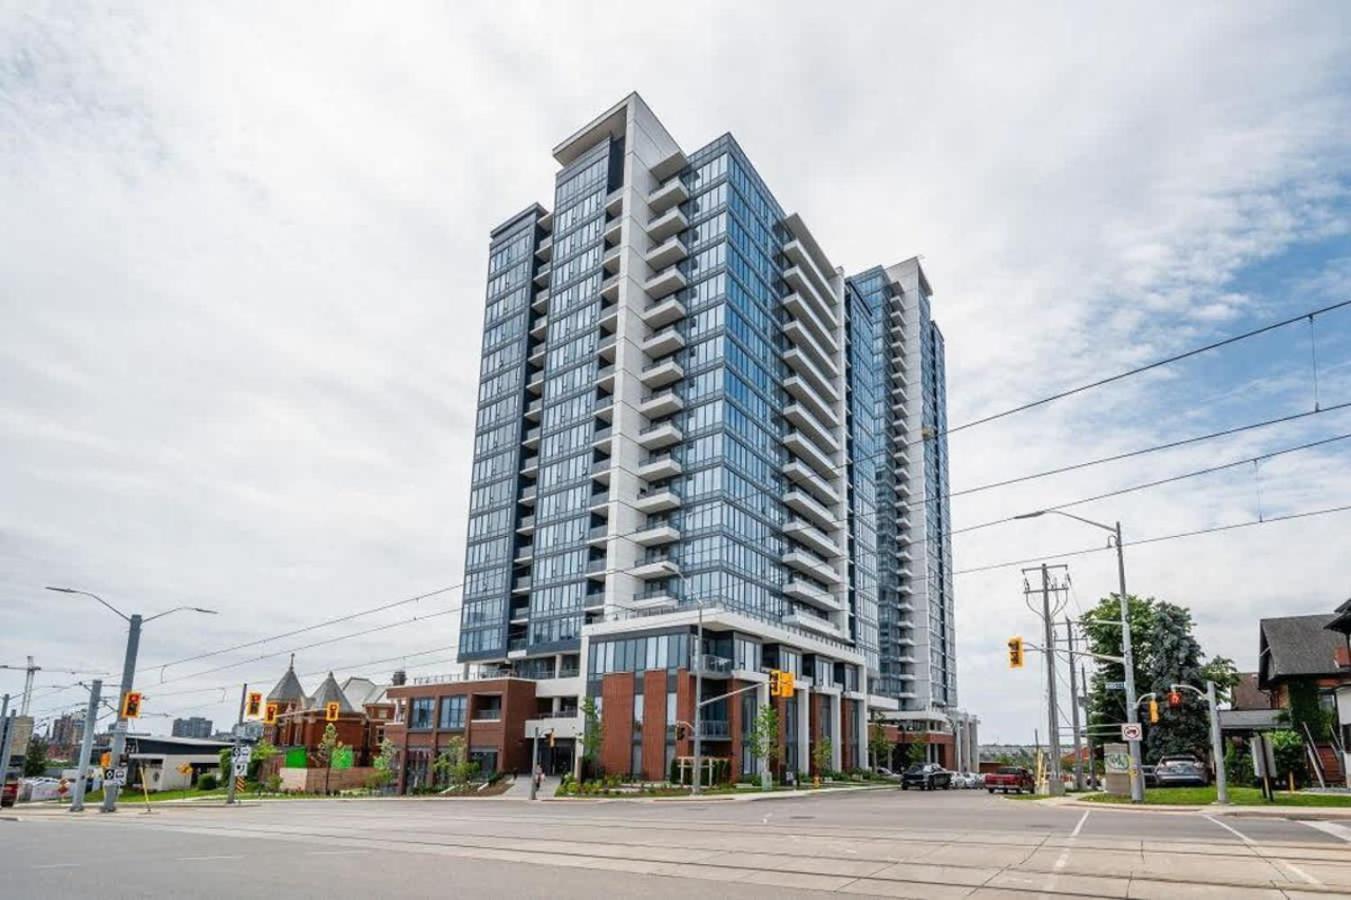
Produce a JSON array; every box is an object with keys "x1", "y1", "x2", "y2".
[
  {"x1": 22, "y1": 777, "x2": 68, "y2": 802},
  {"x1": 1155, "y1": 759, "x2": 1208, "y2": 787},
  {"x1": 874, "y1": 766, "x2": 901, "y2": 782},
  {"x1": 953, "y1": 771, "x2": 983, "y2": 789},
  {"x1": 1142, "y1": 764, "x2": 1159, "y2": 787},
  {"x1": 901, "y1": 763, "x2": 952, "y2": 790},
  {"x1": 985, "y1": 765, "x2": 1035, "y2": 794},
  {"x1": 1, "y1": 773, "x2": 17, "y2": 808}
]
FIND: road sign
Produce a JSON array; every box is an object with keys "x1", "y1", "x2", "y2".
[
  {"x1": 232, "y1": 746, "x2": 252, "y2": 776},
  {"x1": 177, "y1": 762, "x2": 193, "y2": 776},
  {"x1": 1121, "y1": 723, "x2": 1143, "y2": 742},
  {"x1": 102, "y1": 766, "x2": 127, "y2": 787},
  {"x1": 1106, "y1": 681, "x2": 1125, "y2": 691}
]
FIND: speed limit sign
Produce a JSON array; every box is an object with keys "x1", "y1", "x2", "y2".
[{"x1": 1121, "y1": 723, "x2": 1143, "y2": 741}]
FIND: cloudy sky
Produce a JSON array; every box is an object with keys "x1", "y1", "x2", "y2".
[{"x1": 3, "y1": 2, "x2": 1349, "y2": 745}]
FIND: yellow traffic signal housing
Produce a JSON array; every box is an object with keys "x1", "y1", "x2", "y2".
[
  {"x1": 1149, "y1": 699, "x2": 1160, "y2": 724},
  {"x1": 768, "y1": 670, "x2": 782, "y2": 697},
  {"x1": 324, "y1": 701, "x2": 340, "y2": 722},
  {"x1": 121, "y1": 691, "x2": 143, "y2": 719},
  {"x1": 1007, "y1": 637, "x2": 1025, "y2": 669},
  {"x1": 264, "y1": 702, "x2": 279, "y2": 725},
  {"x1": 779, "y1": 670, "x2": 795, "y2": 698},
  {"x1": 1168, "y1": 690, "x2": 1183, "y2": 710},
  {"x1": 246, "y1": 692, "x2": 263, "y2": 719}
]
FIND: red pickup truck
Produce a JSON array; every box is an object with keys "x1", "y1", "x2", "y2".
[{"x1": 985, "y1": 766, "x2": 1035, "y2": 794}]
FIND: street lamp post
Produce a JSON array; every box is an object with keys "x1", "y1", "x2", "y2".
[
  {"x1": 46, "y1": 586, "x2": 217, "y2": 812},
  {"x1": 690, "y1": 579, "x2": 704, "y2": 797},
  {"x1": 1014, "y1": 511, "x2": 1145, "y2": 803}
]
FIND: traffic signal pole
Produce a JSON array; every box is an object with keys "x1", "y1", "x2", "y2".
[
  {"x1": 1066, "y1": 620, "x2": 1084, "y2": 791},
  {"x1": 70, "y1": 679, "x2": 102, "y2": 813},
  {"x1": 104, "y1": 613, "x2": 142, "y2": 813},
  {"x1": 1039, "y1": 565, "x2": 1065, "y2": 796},
  {"x1": 226, "y1": 683, "x2": 246, "y2": 805}
]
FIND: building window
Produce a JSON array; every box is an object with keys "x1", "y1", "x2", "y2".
[
  {"x1": 474, "y1": 695, "x2": 503, "y2": 721},
  {"x1": 470, "y1": 748, "x2": 499, "y2": 776},
  {"x1": 633, "y1": 693, "x2": 644, "y2": 723},
  {"x1": 440, "y1": 696, "x2": 466, "y2": 730},
  {"x1": 409, "y1": 698, "x2": 435, "y2": 730}
]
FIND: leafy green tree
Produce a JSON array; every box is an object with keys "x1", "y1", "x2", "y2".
[
  {"x1": 315, "y1": 723, "x2": 345, "y2": 795},
  {"x1": 867, "y1": 715, "x2": 893, "y2": 770},
  {"x1": 580, "y1": 696, "x2": 603, "y2": 778},
  {"x1": 1284, "y1": 680, "x2": 1336, "y2": 741},
  {"x1": 368, "y1": 738, "x2": 398, "y2": 792},
  {"x1": 748, "y1": 704, "x2": 782, "y2": 789},
  {"x1": 1269, "y1": 729, "x2": 1307, "y2": 785},
  {"x1": 22, "y1": 734, "x2": 49, "y2": 777},
  {"x1": 907, "y1": 733, "x2": 929, "y2": 766},
  {"x1": 248, "y1": 738, "x2": 278, "y2": 783},
  {"x1": 433, "y1": 735, "x2": 479, "y2": 789},
  {"x1": 812, "y1": 737, "x2": 833, "y2": 777},
  {"x1": 1081, "y1": 594, "x2": 1154, "y2": 735}
]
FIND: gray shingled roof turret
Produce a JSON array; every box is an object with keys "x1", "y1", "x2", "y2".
[
  {"x1": 309, "y1": 671, "x2": 356, "y2": 713},
  {"x1": 267, "y1": 655, "x2": 307, "y2": 702}
]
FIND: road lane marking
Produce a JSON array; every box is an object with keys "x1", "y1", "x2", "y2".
[
  {"x1": 176, "y1": 855, "x2": 243, "y2": 861},
  {"x1": 1302, "y1": 820, "x2": 1351, "y2": 843},
  {"x1": 33, "y1": 863, "x2": 81, "y2": 869},
  {"x1": 305, "y1": 850, "x2": 366, "y2": 856},
  {"x1": 1069, "y1": 810, "x2": 1090, "y2": 838},
  {"x1": 1206, "y1": 816, "x2": 1320, "y2": 885},
  {"x1": 1205, "y1": 815, "x2": 1254, "y2": 845}
]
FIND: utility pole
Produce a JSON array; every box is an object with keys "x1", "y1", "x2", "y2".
[
  {"x1": 1024, "y1": 564, "x2": 1067, "y2": 796},
  {"x1": 1066, "y1": 619, "x2": 1084, "y2": 791},
  {"x1": 1208, "y1": 680, "x2": 1228, "y2": 805},
  {"x1": 1114, "y1": 522, "x2": 1145, "y2": 804},
  {"x1": 226, "y1": 683, "x2": 247, "y2": 805},
  {"x1": 70, "y1": 680, "x2": 101, "y2": 813},
  {"x1": 20, "y1": 658, "x2": 34, "y2": 716},
  {"x1": 1081, "y1": 664, "x2": 1093, "y2": 789},
  {"x1": 692, "y1": 597, "x2": 704, "y2": 796},
  {"x1": 0, "y1": 702, "x2": 16, "y2": 803},
  {"x1": 530, "y1": 729, "x2": 540, "y2": 801}
]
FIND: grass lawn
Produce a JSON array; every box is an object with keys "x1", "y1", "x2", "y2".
[
  {"x1": 1080, "y1": 786, "x2": 1351, "y2": 807},
  {"x1": 76, "y1": 787, "x2": 228, "y2": 803}
]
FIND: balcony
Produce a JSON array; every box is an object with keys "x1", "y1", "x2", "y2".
[
  {"x1": 535, "y1": 235, "x2": 553, "y2": 261},
  {"x1": 515, "y1": 515, "x2": 536, "y2": 536},
  {"x1": 529, "y1": 315, "x2": 548, "y2": 340},
  {"x1": 527, "y1": 370, "x2": 545, "y2": 395},
  {"x1": 783, "y1": 240, "x2": 837, "y2": 313},
  {"x1": 586, "y1": 557, "x2": 609, "y2": 579},
  {"x1": 532, "y1": 262, "x2": 552, "y2": 287},
  {"x1": 783, "y1": 375, "x2": 836, "y2": 428},
  {"x1": 783, "y1": 403, "x2": 839, "y2": 455},
  {"x1": 638, "y1": 387, "x2": 684, "y2": 418},
  {"x1": 603, "y1": 215, "x2": 623, "y2": 246},
  {"x1": 531, "y1": 288, "x2": 549, "y2": 314},
  {"x1": 632, "y1": 522, "x2": 680, "y2": 547},
  {"x1": 637, "y1": 420, "x2": 682, "y2": 449},
  {"x1": 605, "y1": 187, "x2": 624, "y2": 216},
  {"x1": 783, "y1": 518, "x2": 842, "y2": 559},
  {"x1": 588, "y1": 489, "x2": 610, "y2": 511},
  {"x1": 593, "y1": 394, "x2": 614, "y2": 423},
  {"x1": 519, "y1": 484, "x2": 538, "y2": 506},
  {"x1": 522, "y1": 425, "x2": 541, "y2": 450},
  {"x1": 784, "y1": 578, "x2": 843, "y2": 613},
  {"x1": 635, "y1": 485, "x2": 681, "y2": 513},
  {"x1": 782, "y1": 265, "x2": 837, "y2": 330},
  {"x1": 513, "y1": 544, "x2": 534, "y2": 564},
  {"x1": 592, "y1": 425, "x2": 613, "y2": 447},
  {"x1": 782, "y1": 459, "x2": 839, "y2": 507},
  {"x1": 631, "y1": 553, "x2": 681, "y2": 580},
  {"x1": 643, "y1": 265, "x2": 686, "y2": 299},
  {"x1": 782, "y1": 347, "x2": 839, "y2": 404},
  {"x1": 512, "y1": 575, "x2": 532, "y2": 594},
  {"x1": 646, "y1": 176, "x2": 689, "y2": 213},
  {"x1": 639, "y1": 357, "x2": 684, "y2": 388},
  {"x1": 640, "y1": 296, "x2": 686, "y2": 327},
  {"x1": 528, "y1": 342, "x2": 546, "y2": 367},
  {"x1": 600, "y1": 273, "x2": 621, "y2": 302},
  {"x1": 520, "y1": 454, "x2": 539, "y2": 478},
  {"x1": 640, "y1": 325, "x2": 685, "y2": 357},
  {"x1": 595, "y1": 363, "x2": 616, "y2": 391},
  {"x1": 587, "y1": 524, "x2": 609, "y2": 546},
  {"x1": 783, "y1": 612, "x2": 842, "y2": 639},
  {"x1": 782, "y1": 488, "x2": 834, "y2": 531},
  {"x1": 645, "y1": 206, "x2": 688, "y2": 242},
  {"x1": 598, "y1": 298, "x2": 618, "y2": 331},
  {"x1": 508, "y1": 637, "x2": 528, "y2": 659},
  {"x1": 644, "y1": 235, "x2": 688, "y2": 270},
  {"x1": 629, "y1": 589, "x2": 678, "y2": 612},
  {"x1": 781, "y1": 548, "x2": 841, "y2": 584},
  {"x1": 695, "y1": 720, "x2": 731, "y2": 739},
  {"x1": 509, "y1": 603, "x2": 530, "y2": 624},
  {"x1": 602, "y1": 243, "x2": 622, "y2": 275},
  {"x1": 781, "y1": 292, "x2": 837, "y2": 351},
  {"x1": 782, "y1": 319, "x2": 838, "y2": 377},
  {"x1": 783, "y1": 430, "x2": 836, "y2": 480},
  {"x1": 597, "y1": 332, "x2": 617, "y2": 363},
  {"x1": 524, "y1": 396, "x2": 543, "y2": 421},
  {"x1": 639, "y1": 452, "x2": 682, "y2": 481}
]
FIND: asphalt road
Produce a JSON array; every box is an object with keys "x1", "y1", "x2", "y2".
[{"x1": 7, "y1": 787, "x2": 1351, "y2": 898}]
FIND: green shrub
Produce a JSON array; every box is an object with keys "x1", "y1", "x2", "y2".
[{"x1": 197, "y1": 773, "x2": 218, "y2": 791}]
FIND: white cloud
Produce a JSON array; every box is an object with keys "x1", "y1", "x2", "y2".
[{"x1": 2, "y1": 1, "x2": 1349, "y2": 742}]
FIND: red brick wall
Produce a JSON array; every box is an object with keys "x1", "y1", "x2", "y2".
[
  {"x1": 600, "y1": 673, "x2": 634, "y2": 776},
  {"x1": 642, "y1": 670, "x2": 667, "y2": 781},
  {"x1": 842, "y1": 700, "x2": 856, "y2": 770},
  {"x1": 728, "y1": 679, "x2": 743, "y2": 774},
  {"x1": 675, "y1": 669, "x2": 694, "y2": 758}
]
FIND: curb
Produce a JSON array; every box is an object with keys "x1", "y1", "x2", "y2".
[
  {"x1": 544, "y1": 784, "x2": 897, "y2": 803},
  {"x1": 1060, "y1": 798, "x2": 1351, "y2": 820}
]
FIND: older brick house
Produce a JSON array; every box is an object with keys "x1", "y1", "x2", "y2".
[{"x1": 262, "y1": 661, "x2": 394, "y2": 768}]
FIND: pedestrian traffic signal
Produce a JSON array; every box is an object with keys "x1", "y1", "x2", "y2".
[
  {"x1": 246, "y1": 692, "x2": 263, "y2": 719},
  {"x1": 1007, "y1": 636, "x2": 1025, "y2": 669},
  {"x1": 121, "y1": 691, "x2": 142, "y2": 719},
  {"x1": 1168, "y1": 690, "x2": 1183, "y2": 710},
  {"x1": 264, "y1": 702, "x2": 279, "y2": 725},
  {"x1": 1148, "y1": 698, "x2": 1159, "y2": 724},
  {"x1": 325, "y1": 701, "x2": 340, "y2": 722}
]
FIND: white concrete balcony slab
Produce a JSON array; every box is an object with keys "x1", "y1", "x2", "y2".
[
  {"x1": 640, "y1": 325, "x2": 685, "y2": 357},
  {"x1": 784, "y1": 375, "x2": 837, "y2": 428},
  {"x1": 781, "y1": 548, "x2": 841, "y2": 584},
  {"x1": 638, "y1": 388, "x2": 684, "y2": 418},
  {"x1": 782, "y1": 347, "x2": 839, "y2": 404},
  {"x1": 602, "y1": 243, "x2": 622, "y2": 275},
  {"x1": 784, "y1": 578, "x2": 843, "y2": 613},
  {"x1": 641, "y1": 296, "x2": 686, "y2": 328},
  {"x1": 645, "y1": 206, "x2": 688, "y2": 242},
  {"x1": 595, "y1": 364, "x2": 616, "y2": 392},
  {"x1": 520, "y1": 455, "x2": 539, "y2": 477},
  {"x1": 638, "y1": 453, "x2": 682, "y2": 480},
  {"x1": 535, "y1": 235, "x2": 553, "y2": 261},
  {"x1": 532, "y1": 263, "x2": 552, "y2": 287},
  {"x1": 632, "y1": 523, "x2": 680, "y2": 547},
  {"x1": 782, "y1": 292, "x2": 838, "y2": 353},
  {"x1": 631, "y1": 557, "x2": 681, "y2": 580},
  {"x1": 637, "y1": 421, "x2": 682, "y2": 449},
  {"x1": 644, "y1": 265, "x2": 686, "y2": 299},
  {"x1": 783, "y1": 430, "x2": 836, "y2": 480},
  {"x1": 598, "y1": 305, "x2": 618, "y2": 335},
  {"x1": 528, "y1": 343, "x2": 546, "y2": 366},
  {"x1": 783, "y1": 518, "x2": 842, "y2": 559},
  {"x1": 782, "y1": 459, "x2": 840, "y2": 507},
  {"x1": 639, "y1": 357, "x2": 684, "y2": 388},
  {"x1": 898, "y1": 582, "x2": 914, "y2": 595},
  {"x1": 782, "y1": 319, "x2": 838, "y2": 378},
  {"x1": 646, "y1": 177, "x2": 689, "y2": 213},
  {"x1": 531, "y1": 289, "x2": 549, "y2": 313},
  {"x1": 898, "y1": 565, "x2": 915, "y2": 579},
  {"x1": 644, "y1": 235, "x2": 688, "y2": 270},
  {"x1": 783, "y1": 403, "x2": 839, "y2": 455},
  {"x1": 530, "y1": 316, "x2": 548, "y2": 340},
  {"x1": 782, "y1": 266, "x2": 837, "y2": 330},
  {"x1": 600, "y1": 273, "x2": 620, "y2": 302},
  {"x1": 629, "y1": 592, "x2": 678, "y2": 612},
  {"x1": 596, "y1": 332, "x2": 617, "y2": 363},
  {"x1": 783, "y1": 489, "x2": 835, "y2": 532},
  {"x1": 603, "y1": 216, "x2": 623, "y2": 245},
  {"x1": 650, "y1": 148, "x2": 688, "y2": 182},
  {"x1": 522, "y1": 426, "x2": 541, "y2": 450},
  {"x1": 783, "y1": 240, "x2": 837, "y2": 312},
  {"x1": 634, "y1": 487, "x2": 681, "y2": 513},
  {"x1": 605, "y1": 187, "x2": 624, "y2": 216},
  {"x1": 783, "y1": 612, "x2": 842, "y2": 639}
]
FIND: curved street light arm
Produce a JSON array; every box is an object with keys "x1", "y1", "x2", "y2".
[{"x1": 45, "y1": 586, "x2": 129, "y2": 621}]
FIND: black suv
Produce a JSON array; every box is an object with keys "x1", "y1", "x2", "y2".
[{"x1": 901, "y1": 763, "x2": 952, "y2": 791}]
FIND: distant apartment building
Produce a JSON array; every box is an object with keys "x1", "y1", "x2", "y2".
[
  {"x1": 387, "y1": 94, "x2": 970, "y2": 786},
  {"x1": 171, "y1": 716, "x2": 213, "y2": 739},
  {"x1": 48, "y1": 712, "x2": 85, "y2": 755}
]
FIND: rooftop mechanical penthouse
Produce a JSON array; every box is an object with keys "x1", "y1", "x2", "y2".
[{"x1": 386, "y1": 94, "x2": 974, "y2": 786}]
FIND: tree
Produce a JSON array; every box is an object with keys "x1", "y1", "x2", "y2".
[
  {"x1": 812, "y1": 738, "x2": 833, "y2": 778},
  {"x1": 368, "y1": 738, "x2": 398, "y2": 792},
  {"x1": 23, "y1": 734, "x2": 49, "y2": 777},
  {"x1": 748, "y1": 704, "x2": 782, "y2": 790},
  {"x1": 315, "y1": 723, "x2": 346, "y2": 795},
  {"x1": 867, "y1": 716, "x2": 892, "y2": 771},
  {"x1": 580, "y1": 696, "x2": 603, "y2": 778},
  {"x1": 907, "y1": 733, "x2": 929, "y2": 766},
  {"x1": 248, "y1": 738, "x2": 278, "y2": 784},
  {"x1": 432, "y1": 736, "x2": 479, "y2": 789},
  {"x1": 1269, "y1": 729, "x2": 1307, "y2": 786},
  {"x1": 1081, "y1": 594, "x2": 1154, "y2": 736}
]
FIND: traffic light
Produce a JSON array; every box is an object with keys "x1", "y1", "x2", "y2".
[
  {"x1": 264, "y1": 702, "x2": 279, "y2": 725},
  {"x1": 1007, "y1": 637, "x2": 1025, "y2": 669},
  {"x1": 1148, "y1": 698, "x2": 1159, "y2": 724},
  {"x1": 246, "y1": 692, "x2": 263, "y2": 719},
  {"x1": 121, "y1": 691, "x2": 142, "y2": 719},
  {"x1": 1168, "y1": 690, "x2": 1183, "y2": 710},
  {"x1": 325, "y1": 701, "x2": 340, "y2": 722},
  {"x1": 769, "y1": 670, "x2": 782, "y2": 698},
  {"x1": 778, "y1": 670, "x2": 795, "y2": 698}
]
